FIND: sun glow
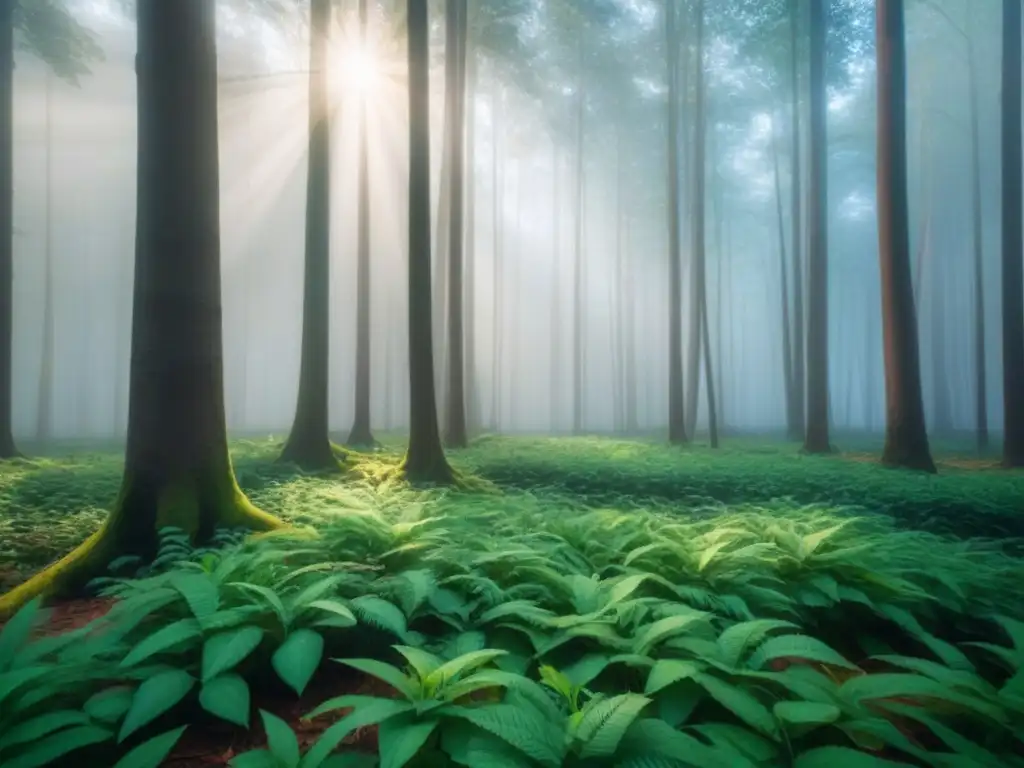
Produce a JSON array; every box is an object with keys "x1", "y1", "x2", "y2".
[{"x1": 335, "y1": 47, "x2": 379, "y2": 94}]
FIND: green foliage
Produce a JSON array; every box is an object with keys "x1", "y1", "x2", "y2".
[
  {"x1": 13, "y1": 0, "x2": 105, "y2": 85},
  {"x1": 2, "y1": 435, "x2": 1024, "y2": 764}
]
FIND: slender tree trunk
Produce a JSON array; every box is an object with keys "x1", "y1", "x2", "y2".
[
  {"x1": 624, "y1": 214, "x2": 638, "y2": 433},
  {"x1": 666, "y1": 0, "x2": 687, "y2": 444},
  {"x1": 445, "y1": 0, "x2": 468, "y2": 448},
  {"x1": 403, "y1": 0, "x2": 453, "y2": 482},
  {"x1": 1001, "y1": 0, "x2": 1024, "y2": 467},
  {"x1": 712, "y1": 152, "x2": 725, "y2": 431},
  {"x1": 875, "y1": 0, "x2": 936, "y2": 472},
  {"x1": 930, "y1": 246, "x2": 953, "y2": 434},
  {"x1": 348, "y1": 0, "x2": 374, "y2": 447},
  {"x1": 682, "y1": 6, "x2": 700, "y2": 439},
  {"x1": 464, "y1": 35, "x2": 480, "y2": 437},
  {"x1": 549, "y1": 139, "x2": 561, "y2": 431},
  {"x1": 572, "y1": 25, "x2": 586, "y2": 435},
  {"x1": 771, "y1": 113, "x2": 795, "y2": 435},
  {"x1": 0, "y1": 0, "x2": 282, "y2": 616},
  {"x1": 37, "y1": 73, "x2": 54, "y2": 442},
  {"x1": 490, "y1": 85, "x2": 503, "y2": 431},
  {"x1": 692, "y1": 0, "x2": 716, "y2": 447},
  {"x1": 280, "y1": 0, "x2": 338, "y2": 470},
  {"x1": 967, "y1": 33, "x2": 988, "y2": 451},
  {"x1": 433, "y1": 55, "x2": 453, "y2": 426},
  {"x1": 912, "y1": 114, "x2": 930, "y2": 306},
  {"x1": 611, "y1": 126, "x2": 625, "y2": 431},
  {"x1": 804, "y1": 0, "x2": 829, "y2": 454},
  {"x1": 0, "y1": 1, "x2": 18, "y2": 459},
  {"x1": 788, "y1": 0, "x2": 806, "y2": 442}
]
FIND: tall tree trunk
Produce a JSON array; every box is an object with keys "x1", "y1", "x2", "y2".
[
  {"x1": 445, "y1": 0, "x2": 468, "y2": 448},
  {"x1": 875, "y1": 0, "x2": 936, "y2": 472},
  {"x1": 0, "y1": 0, "x2": 282, "y2": 617},
  {"x1": 1001, "y1": 0, "x2": 1024, "y2": 466},
  {"x1": 967, "y1": 32, "x2": 988, "y2": 451},
  {"x1": 464, "y1": 34, "x2": 480, "y2": 437},
  {"x1": 912, "y1": 113, "x2": 930, "y2": 306},
  {"x1": 712, "y1": 151, "x2": 725, "y2": 431},
  {"x1": 788, "y1": 0, "x2": 806, "y2": 441},
  {"x1": 611, "y1": 125, "x2": 625, "y2": 431},
  {"x1": 624, "y1": 214, "x2": 638, "y2": 433},
  {"x1": 930, "y1": 246, "x2": 953, "y2": 434},
  {"x1": 804, "y1": 0, "x2": 829, "y2": 454},
  {"x1": 572, "y1": 24, "x2": 586, "y2": 435},
  {"x1": 771, "y1": 113, "x2": 795, "y2": 435},
  {"x1": 280, "y1": 0, "x2": 339, "y2": 470},
  {"x1": 490, "y1": 84, "x2": 503, "y2": 431},
  {"x1": 0, "y1": 1, "x2": 18, "y2": 458},
  {"x1": 348, "y1": 0, "x2": 374, "y2": 447},
  {"x1": 549, "y1": 139, "x2": 561, "y2": 431},
  {"x1": 666, "y1": 0, "x2": 687, "y2": 444},
  {"x1": 403, "y1": 0, "x2": 453, "y2": 482},
  {"x1": 692, "y1": 0, "x2": 716, "y2": 447},
  {"x1": 37, "y1": 73, "x2": 54, "y2": 442},
  {"x1": 682, "y1": 5, "x2": 700, "y2": 439}
]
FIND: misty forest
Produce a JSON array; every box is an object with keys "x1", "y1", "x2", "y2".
[{"x1": 1, "y1": 0, "x2": 1024, "y2": 765}]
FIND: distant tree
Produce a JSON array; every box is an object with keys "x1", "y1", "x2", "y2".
[
  {"x1": 280, "y1": 0, "x2": 341, "y2": 471},
  {"x1": 665, "y1": 0, "x2": 686, "y2": 445},
  {"x1": 803, "y1": 0, "x2": 829, "y2": 454},
  {"x1": 444, "y1": 0, "x2": 469, "y2": 448},
  {"x1": 402, "y1": 0, "x2": 454, "y2": 482},
  {"x1": 875, "y1": 0, "x2": 935, "y2": 473},
  {"x1": 0, "y1": 0, "x2": 283, "y2": 617},
  {"x1": 347, "y1": 0, "x2": 375, "y2": 447},
  {"x1": 1001, "y1": 0, "x2": 1024, "y2": 467},
  {"x1": 36, "y1": 72, "x2": 54, "y2": 442},
  {"x1": 0, "y1": 1, "x2": 104, "y2": 459}
]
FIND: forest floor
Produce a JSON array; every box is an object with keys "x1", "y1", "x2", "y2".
[{"x1": 1, "y1": 433, "x2": 1023, "y2": 766}]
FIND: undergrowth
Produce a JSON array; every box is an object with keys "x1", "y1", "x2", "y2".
[{"x1": 1, "y1": 483, "x2": 1023, "y2": 766}]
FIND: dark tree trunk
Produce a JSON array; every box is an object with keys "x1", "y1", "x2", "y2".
[
  {"x1": 666, "y1": 0, "x2": 687, "y2": 444},
  {"x1": 804, "y1": 0, "x2": 829, "y2": 454},
  {"x1": 280, "y1": 0, "x2": 339, "y2": 470},
  {"x1": 788, "y1": 0, "x2": 806, "y2": 442},
  {"x1": 0, "y1": 1, "x2": 18, "y2": 458},
  {"x1": 572, "y1": 25, "x2": 586, "y2": 435},
  {"x1": 875, "y1": 0, "x2": 936, "y2": 473},
  {"x1": 37, "y1": 73, "x2": 54, "y2": 442},
  {"x1": 403, "y1": 0, "x2": 453, "y2": 483},
  {"x1": 771, "y1": 113, "x2": 796, "y2": 435},
  {"x1": 1001, "y1": 0, "x2": 1024, "y2": 466},
  {"x1": 967, "y1": 33, "x2": 988, "y2": 452},
  {"x1": 444, "y1": 0, "x2": 468, "y2": 448},
  {"x1": 348, "y1": 0, "x2": 374, "y2": 447},
  {"x1": 0, "y1": 0, "x2": 282, "y2": 616}
]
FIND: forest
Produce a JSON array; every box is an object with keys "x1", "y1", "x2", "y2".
[{"x1": 0, "y1": 0, "x2": 1022, "y2": 765}]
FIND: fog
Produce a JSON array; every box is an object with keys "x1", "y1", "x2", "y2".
[{"x1": 9, "y1": 0, "x2": 1010, "y2": 442}]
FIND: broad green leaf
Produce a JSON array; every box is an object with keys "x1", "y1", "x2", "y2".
[
  {"x1": 577, "y1": 693, "x2": 651, "y2": 759},
  {"x1": 0, "y1": 710, "x2": 92, "y2": 752},
  {"x1": 84, "y1": 686, "x2": 135, "y2": 724},
  {"x1": 393, "y1": 645, "x2": 443, "y2": 682},
  {"x1": 619, "y1": 718, "x2": 742, "y2": 768},
  {"x1": 306, "y1": 600, "x2": 356, "y2": 628},
  {"x1": 716, "y1": 620, "x2": 798, "y2": 668},
  {"x1": 200, "y1": 674, "x2": 251, "y2": 727},
  {"x1": 696, "y1": 674, "x2": 777, "y2": 737},
  {"x1": 120, "y1": 618, "x2": 202, "y2": 668},
  {"x1": 261, "y1": 709, "x2": 300, "y2": 767},
  {"x1": 443, "y1": 702, "x2": 565, "y2": 767},
  {"x1": 4, "y1": 725, "x2": 113, "y2": 768},
  {"x1": 333, "y1": 659, "x2": 419, "y2": 700},
  {"x1": 111, "y1": 726, "x2": 188, "y2": 768},
  {"x1": 202, "y1": 626, "x2": 265, "y2": 682},
  {"x1": 773, "y1": 701, "x2": 841, "y2": 727},
  {"x1": 633, "y1": 613, "x2": 710, "y2": 656},
  {"x1": 118, "y1": 669, "x2": 195, "y2": 743},
  {"x1": 645, "y1": 659, "x2": 702, "y2": 695},
  {"x1": 272, "y1": 630, "x2": 324, "y2": 697},
  {"x1": 350, "y1": 596, "x2": 408, "y2": 639},
  {"x1": 170, "y1": 572, "x2": 220, "y2": 622},
  {"x1": 428, "y1": 649, "x2": 507, "y2": 688},
  {"x1": 748, "y1": 634, "x2": 858, "y2": 671},
  {"x1": 378, "y1": 715, "x2": 438, "y2": 768},
  {"x1": 300, "y1": 699, "x2": 415, "y2": 768},
  {"x1": 0, "y1": 598, "x2": 43, "y2": 671}
]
